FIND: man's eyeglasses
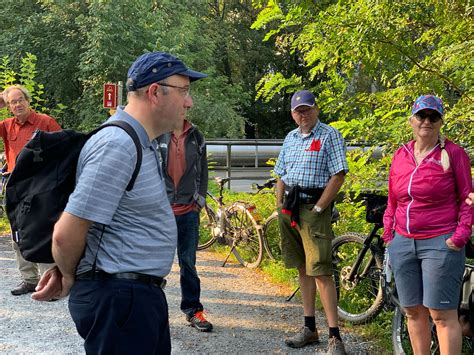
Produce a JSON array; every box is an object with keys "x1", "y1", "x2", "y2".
[
  {"x1": 157, "y1": 82, "x2": 190, "y2": 97},
  {"x1": 293, "y1": 106, "x2": 314, "y2": 116},
  {"x1": 415, "y1": 111, "x2": 442, "y2": 123},
  {"x1": 8, "y1": 97, "x2": 27, "y2": 106}
]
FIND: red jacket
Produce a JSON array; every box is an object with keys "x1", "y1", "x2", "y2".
[{"x1": 383, "y1": 139, "x2": 472, "y2": 248}]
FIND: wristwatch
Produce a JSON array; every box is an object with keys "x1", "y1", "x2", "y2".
[{"x1": 313, "y1": 205, "x2": 323, "y2": 214}]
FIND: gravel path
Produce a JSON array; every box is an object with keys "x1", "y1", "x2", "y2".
[{"x1": 0, "y1": 235, "x2": 378, "y2": 354}]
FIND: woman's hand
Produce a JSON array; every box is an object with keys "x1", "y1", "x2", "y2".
[
  {"x1": 446, "y1": 238, "x2": 461, "y2": 251},
  {"x1": 466, "y1": 192, "x2": 474, "y2": 207}
]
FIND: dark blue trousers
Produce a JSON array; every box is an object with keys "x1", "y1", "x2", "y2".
[
  {"x1": 175, "y1": 210, "x2": 203, "y2": 317},
  {"x1": 69, "y1": 279, "x2": 170, "y2": 355}
]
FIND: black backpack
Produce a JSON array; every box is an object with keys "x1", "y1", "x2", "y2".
[{"x1": 5, "y1": 120, "x2": 142, "y2": 263}]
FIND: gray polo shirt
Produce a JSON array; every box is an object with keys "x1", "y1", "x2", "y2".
[{"x1": 65, "y1": 108, "x2": 177, "y2": 278}]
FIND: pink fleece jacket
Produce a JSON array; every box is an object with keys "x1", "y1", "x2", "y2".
[{"x1": 383, "y1": 139, "x2": 472, "y2": 247}]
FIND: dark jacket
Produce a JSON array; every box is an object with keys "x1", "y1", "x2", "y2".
[{"x1": 157, "y1": 124, "x2": 208, "y2": 208}]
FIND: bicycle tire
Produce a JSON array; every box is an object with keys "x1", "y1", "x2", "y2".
[
  {"x1": 392, "y1": 306, "x2": 443, "y2": 355},
  {"x1": 392, "y1": 306, "x2": 413, "y2": 355},
  {"x1": 226, "y1": 203, "x2": 263, "y2": 268},
  {"x1": 332, "y1": 232, "x2": 384, "y2": 324},
  {"x1": 197, "y1": 205, "x2": 218, "y2": 250},
  {"x1": 263, "y1": 212, "x2": 281, "y2": 261}
]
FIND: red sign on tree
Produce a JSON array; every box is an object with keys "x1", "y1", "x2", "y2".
[{"x1": 103, "y1": 83, "x2": 117, "y2": 109}]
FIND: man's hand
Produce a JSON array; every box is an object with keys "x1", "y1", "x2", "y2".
[
  {"x1": 31, "y1": 266, "x2": 74, "y2": 301},
  {"x1": 0, "y1": 92, "x2": 6, "y2": 109}
]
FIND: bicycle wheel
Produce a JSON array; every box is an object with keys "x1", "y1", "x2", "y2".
[
  {"x1": 226, "y1": 203, "x2": 263, "y2": 268},
  {"x1": 332, "y1": 232, "x2": 384, "y2": 324},
  {"x1": 263, "y1": 212, "x2": 281, "y2": 261},
  {"x1": 197, "y1": 205, "x2": 218, "y2": 250},
  {"x1": 392, "y1": 306, "x2": 414, "y2": 355}
]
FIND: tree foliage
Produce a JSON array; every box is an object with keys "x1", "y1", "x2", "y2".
[
  {"x1": 252, "y1": 0, "x2": 473, "y2": 195},
  {"x1": 0, "y1": 0, "x2": 294, "y2": 138}
]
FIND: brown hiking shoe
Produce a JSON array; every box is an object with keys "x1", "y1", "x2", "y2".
[
  {"x1": 327, "y1": 337, "x2": 346, "y2": 355},
  {"x1": 285, "y1": 326, "x2": 319, "y2": 348},
  {"x1": 11, "y1": 281, "x2": 37, "y2": 296}
]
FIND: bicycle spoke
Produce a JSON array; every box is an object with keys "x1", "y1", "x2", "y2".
[
  {"x1": 332, "y1": 233, "x2": 384, "y2": 324},
  {"x1": 263, "y1": 215, "x2": 281, "y2": 261},
  {"x1": 197, "y1": 206, "x2": 217, "y2": 250},
  {"x1": 227, "y1": 204, "x2": 263, "y2": 268}
]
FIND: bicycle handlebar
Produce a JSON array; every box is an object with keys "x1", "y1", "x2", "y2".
[{"x1": 253, "y1": 178, "x2": 277, "y2": 192}]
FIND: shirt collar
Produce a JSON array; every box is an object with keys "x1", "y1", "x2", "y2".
[
  {"x1": 15, "y1": 110, "x2": 35, "y2": 126},
  {"x1": 292, "y1": 120, "x2": 321, "y2": 138}
]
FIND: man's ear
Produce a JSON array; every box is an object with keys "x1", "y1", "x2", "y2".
[{"x1": 146, "y1": 83, "x2": 161, "y2": 105}]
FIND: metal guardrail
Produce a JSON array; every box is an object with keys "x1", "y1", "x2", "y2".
[
  {"x1": 206, "y1": 138, "x2": 474, "y2": 189},
  {"x1": 206, "y1": 139, "x2": 283, "y2": 187},
  {"x1": 206, "y1": 139, "x2": 384, "y2": 185}
]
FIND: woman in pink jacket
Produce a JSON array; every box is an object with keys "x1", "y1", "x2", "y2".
[{"x1": 383, "y1": 95, "x2": 472, "y2": 355}]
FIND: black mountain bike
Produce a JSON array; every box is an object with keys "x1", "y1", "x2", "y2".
[{"x1": 331, "y1": 193, "x2": 398, "y2": 324}]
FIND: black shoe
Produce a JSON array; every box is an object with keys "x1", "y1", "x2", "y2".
[
  {"x1": 11, "y1": 281, "x2": 37, "y2": 296},
  {"x1": 186, "y1": 311, "x2": 213, "y2": 332}
]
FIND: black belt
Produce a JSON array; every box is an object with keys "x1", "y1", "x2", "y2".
[
  {"x1": 298, "y1": 197, "x2": 318, "y2": 204},
  {"x1": 284, "y1": 196, "x2": 318, "y2": 204},
  {"x1": 76, "y1": 270, "x2": 166, "y2": 289}
]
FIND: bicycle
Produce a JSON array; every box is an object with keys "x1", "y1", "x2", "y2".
[
  {"x1": 331, "y1": 192, "x2": 398, "y2": 324},
  {"x1": 251, "y1": 178, "x2": 281, "y2": 261},
  {"x1": 197, "y1": 177, "x2": 264, "y2": 268}
]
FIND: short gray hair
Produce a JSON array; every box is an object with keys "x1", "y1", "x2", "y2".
[{"x1": 3, "y1": 85, "x2": 32, "y2": 103}]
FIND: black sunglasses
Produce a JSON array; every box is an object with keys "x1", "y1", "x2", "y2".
[{"x1": 415, "y1": 111, "x2": 442, "y2": 123}]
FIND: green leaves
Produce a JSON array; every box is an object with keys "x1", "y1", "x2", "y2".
[
  {"x1": 0, "y1": 52, "x2": 66, "y2": 122},
  {"x1": 252, "y1": 0, "x2": 473, "y2": 194}
]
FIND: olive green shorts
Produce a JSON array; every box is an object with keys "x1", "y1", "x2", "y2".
[{"x1": 278, "y1": 204, "x2": 333, "y2": 276}]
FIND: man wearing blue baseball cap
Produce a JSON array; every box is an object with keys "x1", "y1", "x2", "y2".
[
  {"x1": 274, "y1": 90, "x2": 348, "y2": 354},
  {"x1": 32, "y1": 51, "x2": 207, "y2": 354}
]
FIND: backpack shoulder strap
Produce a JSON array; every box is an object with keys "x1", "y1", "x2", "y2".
[{"x1": 88, "y1": 121, "x2": 142, "y2": 191}]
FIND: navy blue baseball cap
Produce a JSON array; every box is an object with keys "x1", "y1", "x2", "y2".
[
  {"x1": 291, "y1": 90, "x2": 316, "y2": 111},
  {"x1": 127, "y1": 52, "x2": 207, "y2": 91}
]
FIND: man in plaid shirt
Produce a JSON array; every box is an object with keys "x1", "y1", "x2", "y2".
[
  {"x1": 0, "y1": 85, "x2": 61, "y2": 296},
  {"x1": 274, "y1": 90, "x2": 348, "y2": 355}
]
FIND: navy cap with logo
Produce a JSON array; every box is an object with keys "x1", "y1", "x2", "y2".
[
  {"x1": 291, "y1": 90, "x2": 316, "y2": 111},
  {"x1": 127, "y1": 52, "x2": 207, "y2": 92}
]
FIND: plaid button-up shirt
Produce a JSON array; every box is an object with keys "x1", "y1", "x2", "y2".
[{"x1": 274, "y1": 120, "x2": 348, "y2": 196}]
